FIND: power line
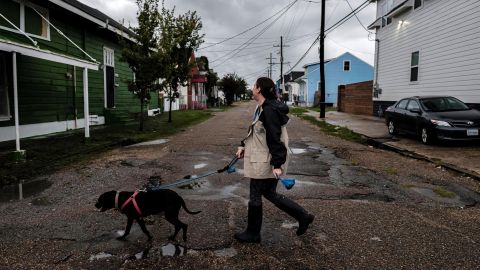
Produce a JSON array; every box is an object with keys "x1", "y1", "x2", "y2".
[
  {"x1": 211, "y1": 0, "x2": 298, "y2": 68},
  {"x1": 198, "y1": 0, "x2": 298, "y2": 50},
  {"x1": 345, "y1": 0, "x2": 373, "y2": 34},
  {"x1": 286, "y1": 0, "x2": 370, "y2": 73}
]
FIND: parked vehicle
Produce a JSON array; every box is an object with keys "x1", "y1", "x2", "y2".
[{"x1": 385, "y1": 96, "x2": 480, "y2": 144}]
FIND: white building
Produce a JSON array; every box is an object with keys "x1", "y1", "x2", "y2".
[{"x1": 368, "y1": 0, "x2": 480, "y2": 116}]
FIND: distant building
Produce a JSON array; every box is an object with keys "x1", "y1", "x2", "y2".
[
  {"x1": 283, "y1": 71, "x2": 305, "y2": 105},
  {"x1": 302, "y1": 52, "x2": 373, "y2": 107},
  {"x1": 368, "y1": 0, "x2": 480, "y2": 116}
]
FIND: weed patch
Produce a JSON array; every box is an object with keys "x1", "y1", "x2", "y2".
[
  {"x1": 298, "y1": 114, "x2": 366, "y2": 144},
  {"x1": 433, "y1": 187, "x2": 456, "y2": 198},
  {"x1": 384, "y1": 167, "x2": 398, "y2": 175}
]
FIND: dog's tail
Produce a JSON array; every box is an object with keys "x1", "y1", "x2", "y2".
[{"x1": 181, "y1": 198, "x2": 201, "y2": 215}]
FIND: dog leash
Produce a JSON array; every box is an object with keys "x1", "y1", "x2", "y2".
[{"x1": 143, "y1": 156, "x2": 239, "y2": 192}]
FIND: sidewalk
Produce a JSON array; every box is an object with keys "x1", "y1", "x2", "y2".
[{"x1": 305, "y1": 110, "x2": 480, "y2": 179}]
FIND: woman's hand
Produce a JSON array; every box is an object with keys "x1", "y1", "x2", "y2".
[
  {"x1": 236, "y1": 148, "x2": 245, "y2": 159},
  {"x1": 272, "y1": 168, "x2": 282, "y2": 178}
]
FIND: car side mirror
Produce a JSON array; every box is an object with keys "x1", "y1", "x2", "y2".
[{"x1": 409, "y1": 108, "x2": 421, "y2": 114}]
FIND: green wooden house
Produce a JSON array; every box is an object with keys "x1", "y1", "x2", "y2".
[{"x1": 0, "y1": 0, "x2": 160, "y2": 152}]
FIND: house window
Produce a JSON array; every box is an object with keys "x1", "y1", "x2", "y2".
[
  {"x1": 381, "y1": 0, "x2": 393, "y2": 27},
  {"x1": 343, "y1": 61, "x2": 351, "y2": 71},
  {"x1": 0, "y1": 54, "x2": 11, "y2": 120},
  {"x1": 0, "y1": 0, "x2": 50, "y2": 40},
  {"x1": 0, "y1": 0, "x2": 21, "y2": 29},
  {"x1": 414, "y1": 0, "x2": 423, "y2": 9},
  {"x1": 410, "y1": 51, "x2": 419, "y2": 82}
]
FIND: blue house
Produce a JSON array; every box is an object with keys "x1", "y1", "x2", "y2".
[{"x1": 302, "y1": 52, "x2": 373, "y2": 107}]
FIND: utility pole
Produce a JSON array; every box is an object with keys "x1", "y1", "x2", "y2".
[
  {"x1": 274, "y1": 36, "x2": 289, "y2": 100},
  {"x1": 280, "y1": 36, "x2": 284, "y2": 94},
  {"x1": 319, "y1": 0, "x2": 326, "y2": 118},
  {"x1": 266, "y1": 53, "x2": 276, "y2": 79}
]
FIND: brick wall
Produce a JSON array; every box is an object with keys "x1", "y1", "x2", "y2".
[{"x1": 337, "y1": 80, "x2": 373, "y2": 116}]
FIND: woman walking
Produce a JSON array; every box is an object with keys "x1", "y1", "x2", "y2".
[{"x1": 234, "y1": 77, "x2": 314, "y2": 243}]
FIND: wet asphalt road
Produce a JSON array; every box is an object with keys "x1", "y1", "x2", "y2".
[{"x1": 1, "y1": 101, "x2": 480, "y2": 269}]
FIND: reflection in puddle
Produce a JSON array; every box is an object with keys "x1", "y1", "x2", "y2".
[
  {"x1": 0, "y1": 179, "x2": 52, "y2": 202},
  {"x1": 89, "y1": 252, "x2": 113, "y2": 261},
  {"x1": 161, "y1": 243, "x2": 186, "y2": 256},
  {"x1": 128, "y1": 139, "x2": 169, "y2": 147},
  {"x1": 214, "y1": 247, "x2": 237, "y2": 258},
  {"x1": 281, "y1": 221, "x2": 298, "y2": 229},
  {"x1": 290, "y1": 148, "x2": 307, "y2": 154},
  {"x1": 194, "y1": 163, "x2": 207, "y2": 169}
]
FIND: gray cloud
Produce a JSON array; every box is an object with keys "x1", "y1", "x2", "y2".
[{"x1": 78, "y1": 0, "x2": 377, "y2": 86}]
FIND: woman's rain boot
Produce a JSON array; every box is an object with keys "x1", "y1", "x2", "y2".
[{"x1": 234, "y1": 204, "x2": 262, "y2": 243}]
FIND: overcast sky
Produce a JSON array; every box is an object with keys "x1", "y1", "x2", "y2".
[{"x1": 78, "y1": 0, "x2": 377, "y2": 87}]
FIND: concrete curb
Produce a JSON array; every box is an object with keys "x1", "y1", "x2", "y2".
[
  {"x1": 300, "y1": 109, "x2": 480, "y2": 181},
  {"x1": 365, "y1": 137, "x2": 480, "y2": 181}
]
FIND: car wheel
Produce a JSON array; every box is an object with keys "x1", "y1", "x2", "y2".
[
  {"x1": 388, "y1": 120, "x2": 398, "y2": 135},
  {"x1": 421, "y1": 127, "x2": 435, "y2": 145}
]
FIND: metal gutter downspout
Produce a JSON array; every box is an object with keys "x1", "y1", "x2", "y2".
[
  {"x1": 12, "y1": 52, "x2": 20, "y2": 152},
  {"x1": 374, "y1": 38, "x2": 380, "y2": 95}
]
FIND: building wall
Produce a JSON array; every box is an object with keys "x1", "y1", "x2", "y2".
[
  {"x1": 373, "y1": 0, "x2": 480, "y2": 105},
  {"x1": 305, "y1": 52, "x2": 374, "y2": 107},
  {"x1": 0, "y1": 0, "x2": 156, "y2": 141}
]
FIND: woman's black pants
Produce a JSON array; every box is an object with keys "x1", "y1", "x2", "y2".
[{"x1": 248, "y1": 178, "x2": 309, "y2": 227}]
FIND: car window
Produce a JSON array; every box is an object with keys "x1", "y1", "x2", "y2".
[
  {"x1": 445, "y1": 97, "x2": 470, "y2": 111},
  {"x1": 407, "y1": 100, "x2": 420, "y2": 110},
  {"x1": 421, "y1": 97, "x2": 469, "y2": 112},
  {"x1": 396, "y1": 99, "x2": 409, "y2": 110}
]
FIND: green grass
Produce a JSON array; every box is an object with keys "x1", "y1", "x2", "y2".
[
  {"x1": 433, "y1": 187, "x2": 456, "y2": 198},
  {"x1": 384, "y1": 167, "x2": 398, "y2": 175},
  {"x1": 308, "y1": 106, "x2": 337, "y2": 112},
  {"x1": 0, "y1": 109, "x2": 213, "y2": 186},
  {"x1": 400, "y1": 183, "x2": 417, "y2": 189},
  {"x1": 289, "y1": 107, "x2": 308, "y2": 115},
  {"x1": 298, "y1": 114, "x2": 366, "y2": 144}
]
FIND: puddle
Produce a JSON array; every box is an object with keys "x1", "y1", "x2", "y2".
[
  {"x1": 214, "y1": 247, "x2": 237, "y2": 258},
  {"x1": 194, "y1": 163, "x2": 207, "y2": 169},
  {"x1": 89, "y1": 252, "x2": 113, "y2": 261},
  {"x1": 0, "y1": 179, "x2": 52, "y2": 202},
  {"x1": 127, "y1": 139, "x2": 169, "y2": 147},
  {"x1": 290, "y1": 148, "x2": 307, "y2": 154},
  {"x1": 161, "y1": 243, "x2": 186, "y2": 256},
  {"x1": 134, "y1": 250, "x2": 147, "y2": 260},
  {"x1": 307, "y1": 145, "x2": 323, "y2": 151},
  {"x1": 281, "y1": 221, "x2": 298, "y2": 229},
  {"x1": 295, "y1": 180, "x2": 325, "y2": 186}
]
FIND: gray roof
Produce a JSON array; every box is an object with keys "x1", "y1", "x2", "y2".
[{"x1": 54, "y1": 0, "x2": 136, "y2": 38}]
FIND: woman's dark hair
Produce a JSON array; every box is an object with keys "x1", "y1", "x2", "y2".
[{"x1": 255, "y1": 77, "x2": 278, "y2": 100}]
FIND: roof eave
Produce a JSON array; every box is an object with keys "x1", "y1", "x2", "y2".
[{"x1": 48, "y1": 0, "x2": 136, "y2": 42}]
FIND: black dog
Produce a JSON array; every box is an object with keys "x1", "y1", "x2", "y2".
[{"x1": 95, "y1": 189, "x2": 201, "y2": 241}]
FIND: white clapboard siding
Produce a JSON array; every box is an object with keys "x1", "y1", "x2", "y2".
[{"x1": 374, "y1": 0, "x2": 480, "y2": 104}]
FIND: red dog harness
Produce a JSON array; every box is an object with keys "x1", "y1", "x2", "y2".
[{"x1": 116, "y1": 191, "x2": 143, "y2": 216}]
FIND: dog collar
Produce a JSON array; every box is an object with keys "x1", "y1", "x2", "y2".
[{"x1": 115, "y1": 191, "x2": 120, "y2": 209}]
